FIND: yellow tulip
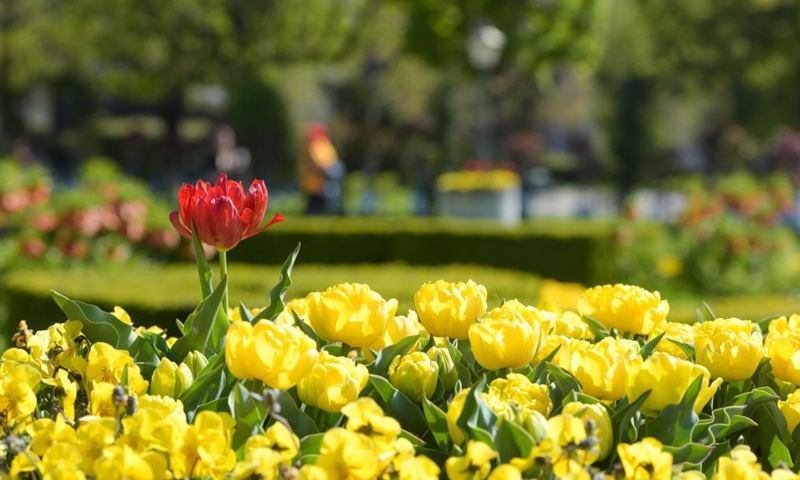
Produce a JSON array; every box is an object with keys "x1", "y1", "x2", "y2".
[
  {"x1": 314, "y1": 428, "x2": 382, "y2": 480},
  {"x1": 388, "y1": 352, "x2": 439, "y2": 402},
  {"x1": 578, "y1": 284, "x2": 669, "y2": 335},
  {"x1": 445, "y1": 440, "x2": 497, "y2": 480},
  {"x1": 714, "y1": 445, "x2": 769, "y2": 480},
  {"x1": 446, "y1": 389, "x2": 470, "y2": 445},
  {"x1": 766, "y1": 328, "x2": 800, "y2": 386},
  {"x1": 306, "y1": 283, "x2": 398, "y2": 347},
  {"x1": 779, "y1": 390, "x2": 800, "y2": 434},
  {"x1": 649, "y1": 322, "x2": 694, "y2": 359},
  {"x1": 297, "y1": 351, "x2": 369, "y2": 412},
  {"x1": 626, "y1": 352, "x2": 721, "y2": 417},
  {"x1": 694, "y1": 318, "x2": 763, "y2": 381},
  {"x1": 617, "y1": 438, "x2": 673, "y2": 480},
  {"x1": 150, "y1": 358, "x2": 193, "y2": 398},
  {"x1": 567, "y1": 337, "x2": 641, "y2": 402},
  {"x1": 182, "y1": 351, "x2": 209, "y2": 378},
  {"x1": 469, "y1": 308, "x2": 544, "y2": 370},
  {"x1": 552, "y1": 311, "x2": 594, "y2": 339},
  {"x1": 562, "y1": 402, "x2": 613, "y2": 460},
  {"x1": 275, "y1": 298, "x2": 309, "y2": 326},
  {"x1": 488, "y1": 373, "x2": 552, "y2": 418},
  {"x1": 414, "y1": 280, "x2": 487, "y2": 339},
  {"x1": 225, "y1": 320, "x2": 318, "y2": 390},
  {"x1": 427, "y1": 346, "x2": 458, "y2": 392}
]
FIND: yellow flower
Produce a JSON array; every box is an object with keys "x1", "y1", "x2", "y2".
[
  {"x1": 626, "y1": 352, "x2": 721, "y2": 417},
  {"x1": 298, "y1": 350, "x2": 369, "y2": 412},
  {"x1": 306, "y1": 283, "x2": 398, "y2": 347},
  {"x1": 487, "y1": 464, "x2": 522, "y2": 480},
  {"x1": 90, "y1": 382, "x2": 121, "y2": 417},
  {"x1": 315, "y1": 428, "x2": 382, "y2": 480},
  {"x1": 39, "y1": 442, "x2": 84, "y2": 479},
  {"x1": 119, "y1": 395, "x2": 188, "y2": 455},
  {"x1": 772, "y1": 470, "x2": 800, "y2": 480},
  {"x1": 538, "y1": 280, "x2": 586, "y2": 313},
  {"x1": 779, "y1": 389, "x2": 800, "y2": 434},
  {"x1": 414, "y1": 280, "x2": 488, "y2": 339},
  {"x1": 765, "y1": 327, "x2": 800, "y2": 386},
  {"x1": 568, "y1": 337, "x2": 641, "y2": 402},
  {"x1": 275, "y1": 298, "x2": 309, "y2": 326},
  {"x1": 76, "y1": 418, "x2": 116, "y2": 474},
  {"x1": 261, "y1": 422, "x2": 301, "y2": 463},
  {"x1": 694, "y1": 318, "x2": 763, "y2": 381},
  {"x1": 397, "y1": 455, "x2": 441, "y2": 480},
  {"x1": 445, "y1": 440, "x2": 497, "y2": 480},
  {"x1": 149, "y1": 357, "x2": 193, "y2": 398},
  {"x1": 488, "y1": 374, "x2": 552, "y2": 418},
  {"x1": 562, "y1": 402, "x2": 613, "y2": 460},
  {"x1": 112, "y1": 306, "x2": 133, "y2": 325},
  {"x1": 28, "y1": 416, "x2": 77, "y2": 456},
  {"x1": 578, "y1": 284, "x2": 669, "y2": 335},
  {"x1": 714, "y1": 445, "x2": 769, "y2": 480},
  {"x1": 230, "y1": 448, "x2": 282, "y2": 480},
  {"x1": 225, "y1": 320, "x2": 318, "y2": 389},
  {"x1": 93, "y1": 445, "x2": 167, "y2": 480},
  {"x1": 0, "y1": 363, "x2": 42, "y2": 426},
  {"x1": 182, "y1": 350, "x2": 209, "y2": 378},
  {"x1": 446, "y1": 389, "x2": 470, "y2": 445},
  {"x1": 618, "y1": 438, "x2": 673, "y2": 480},
  {"x1": 228, "y1": 306, "x2": 265, "y2": 323},
  {"x1": 656, "y1": 255, "x2": 683, "y2": 279},
  {"x1": 534, "y1": 335, "x2": 583, "y2": 368},
  {"x1": 649, "y1": 322, "x2": 694, "y2": 359},
  {"x1": 172, "y1": 411, "x2": 236, "y2": 480},
  {"x1": 85, "y1": 342, "x2": 148, "y2": 395},
  {"x1": 552, "y1": 311, "x2": 594, "y2": 339},
  {"x1": 546, "y1": 413, "x2": 599, "y2": 474},
  {"x1": 767, "y1": 314, "x2": 800, "y2": 338},
  {"x1": 365, "y1": 311, "x2": 424, "y2": 361},
  {"x1": 342, "y1": 397, "x2": 401, "y2": 446},
  {"x1": 388, "y1": 352, "x2": 439, "y2": 402},
  {"x1": 469, "y1": 308, "x2": 543, "y2": 370}
]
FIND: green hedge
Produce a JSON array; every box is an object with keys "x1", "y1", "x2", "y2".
[
  {"x1": 0, "y1": 262, "x2": 543, "y2": 336},
  {"x1": 227, "y1": 218, "x2": 617, "y2": 284}
]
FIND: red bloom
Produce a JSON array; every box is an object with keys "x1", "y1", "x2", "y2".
[{"x1": 170, "y1": 174, "x2": 283, "y2": 251}]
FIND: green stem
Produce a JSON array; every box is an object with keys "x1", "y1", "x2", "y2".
[{"x1": 220, "y1": 250, "x2": 229, "y2": 315}]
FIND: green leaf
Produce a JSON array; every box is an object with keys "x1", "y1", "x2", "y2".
[
  {"x1": 293, "y1": 311, "x2": 322, "y2": 345},
  {"x1": 368, "y1": 375, "x2": 428, "y2": 435},
  {"x1": 642, "y1": 375, "x2": 704, "y2": 446},
  {"x1": 581, "y1": 316, "x2": 610, "y2": 339},
  {"x1": 276, "y1": 390, "x2": 319, "y2": 438},
  {"x1": 611, "y1": 390, "x2": 651, "y2": 458},
  {"x1": 179, "y1": 353, "x2": 234, "y2": 419},
  {"x1": 368, "y1": 335, "x2": 420, "y2": 375},
  {"x1": 701, "y1": 302, "x2": 716, "y2": 322},
  {"x1": 238, "y1": 302, "x2": 255, "y2": 322},
  {"x1": 662, "y1": 443, "x2": 713, "y2": 466},
  {"x1": 191, "y1": 221, "x2": 214, "y2": 300},
  {"x1": 667, "y1": 339, "x2": 695, "y2": 361},
  {"x1": 171, "y1": 275, "x2": 228, "y2": 361},
  {"x1": 52, "y1": 291, "x2": 137, "y2": 348},
  {"x1": 229, "y1": 383, "x2": 267, "y2": 451},
  {"x1": 494, "y1": 420, "x2": 535, "y2": 464},
  {"x1": 300, "y1": 433, "x2": 325, "y2": 458},
  {"x1": 724, "y1": 386, "x2": 779, "y2": 412},
  {"x1": 747, "y1": 403, "x2": 794, "y2": 470},
  {"x1": 528, "y1": 345, "x2": 561, "y2": 384},
  {"x1": 253, "y1": 243, "x2": 301, "y2": 323},
  {"x1": 546, "y1": 363, "x2": 581, "y2": 410},
  {"x1": 640, "y1": 332, "x2": 665, "y2": 361},
  {"x1": 422, "y1": 398, "x2": 451, "y2": 451},
  {"x1": 445, "y1": 340, "x2": 474, "y2": 384},
  {"x1": 454, "y1": 376, "x2": 497, "y2": 447}
]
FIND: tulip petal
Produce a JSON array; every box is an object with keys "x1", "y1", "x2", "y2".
[{"x1": 169, "y1": 211, "x2": 192, "y2": 239}]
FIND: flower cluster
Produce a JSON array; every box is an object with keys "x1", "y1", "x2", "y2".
[{"x1": 4, "y1": 175, "x2": 800, "y2": 480}]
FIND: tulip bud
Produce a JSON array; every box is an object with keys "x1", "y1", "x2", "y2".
[
  {"x1": 427, "y1": 347, "x2": 458, "y2": 393},
  {"x1": 151, "y1": 358, "x2": 194, "y2": 398},
  {"x1": 388, "y1": 352, "x2": 439, "y2": 402},
  {"x1": 518, "y1": 410, "x2": 548, "y2": 444},
  {"x1": 183, "y1": 351, "x2": 209, "y2": 378}
]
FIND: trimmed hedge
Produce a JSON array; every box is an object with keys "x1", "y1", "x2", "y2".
[
  {"x1": 0, "y1": 262, "x2": 543, "y2": 336},
  {"x1": 226, "y1": 217, "x2": 617, "y2": 283}
]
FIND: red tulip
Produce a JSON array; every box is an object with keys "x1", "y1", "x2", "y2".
[{"x1": 170, "y1": 173, "x2": 283, "y2": 251}]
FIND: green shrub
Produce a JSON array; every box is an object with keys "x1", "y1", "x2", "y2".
[
  {"x1": 226, "y1": 217, "x2": 617, "y2": 284},
  {"x1": 0, "y1": 262, "x2": 543, "y2": 335}
]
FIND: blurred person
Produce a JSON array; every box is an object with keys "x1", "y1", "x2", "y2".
[
  {"x1": 214, "y1": 124, "x2": 251, "y2": 175},
  {"x1": 299, "y1": 122, "x2": 343, "y2": 215}
]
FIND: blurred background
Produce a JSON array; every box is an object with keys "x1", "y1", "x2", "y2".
[{"x1": 4, "y1": 0, "x2": 800, "y2": 336}]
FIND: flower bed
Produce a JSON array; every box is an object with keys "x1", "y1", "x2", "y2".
[{"x1": 2, "y1": 175, "x2": 800, "y2": 480}]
